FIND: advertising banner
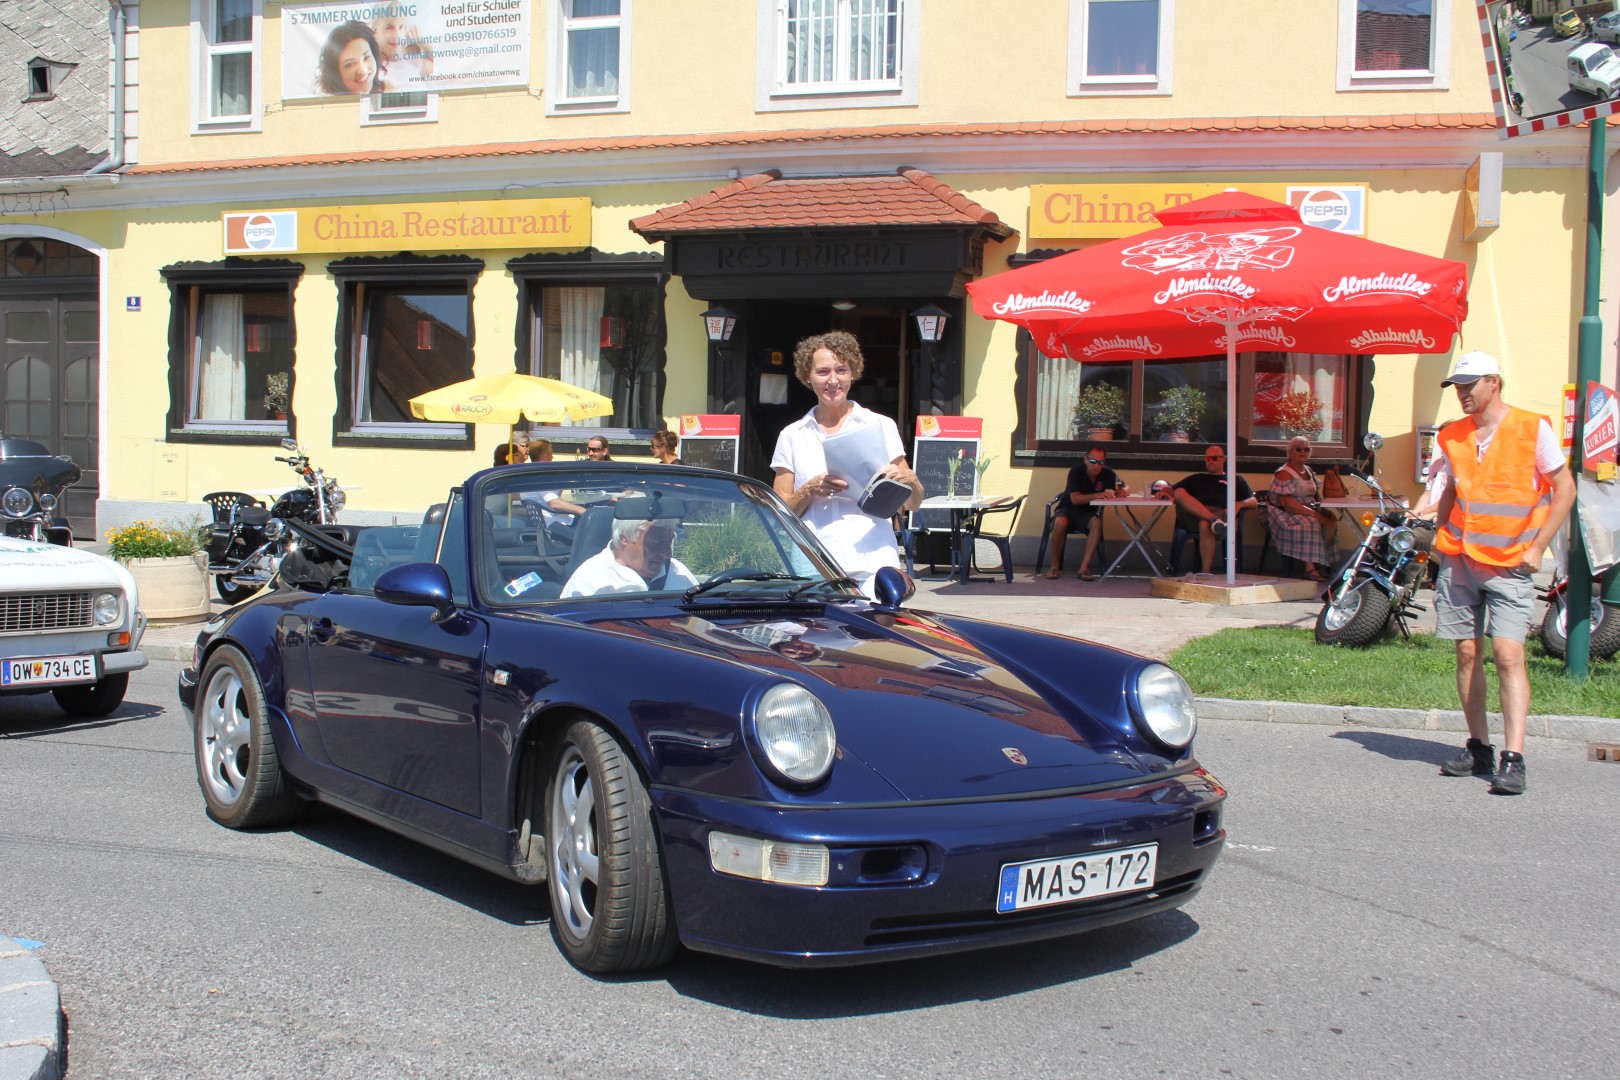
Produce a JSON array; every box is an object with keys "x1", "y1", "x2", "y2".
[
  {"x1": 1583, "y1": 381, "x2": 1618, "y2": 481},
  {"x1": 222, "y1": 197, "x2": 589, "y2": 254},
  {"x1": 282, "y1": 1, "x2": 530, "y2": 100},
  {"x1": 1028, "y1": 183, "x2": 1368, "y2": 240}
]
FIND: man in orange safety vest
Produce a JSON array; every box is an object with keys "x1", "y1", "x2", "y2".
[{"x1": 1429, "y1": 352, "x2": 1575, "y2": 795}]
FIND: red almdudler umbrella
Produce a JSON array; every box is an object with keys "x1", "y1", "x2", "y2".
[{"x1": 966, "y1": 190, "x2": 1469, "y2": 583}]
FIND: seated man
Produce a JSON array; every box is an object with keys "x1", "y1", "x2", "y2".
[
  {"x1": 522, "y1": 438, "x2": 586, "y2": 544},
  {"x1": 1045, "y1": 445, "x2": 1119, "y2": 580},
  {"x1": 1171, "y1": 445, "x2": 1257, "y2": 575},
  {"x1": 561, "y1": 493, "x2": 698, "y2": 597}
]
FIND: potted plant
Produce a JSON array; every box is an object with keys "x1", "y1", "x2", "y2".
[
  {"x1": 263, "y1": 371, "x2": 290, "y2": 420},
  {"x1": 1073, "y1": 382, "x2": 1127, "y2": 440},
  {"x1": 106, "y1": 517, "x2": 210, "y2": 621},
  {"x1": 1274, "y1": 390, "x2": 1326, "y2": 440},
  {"x1": 1149, "y1": 385, "x2": 1206, "y2": 442}
]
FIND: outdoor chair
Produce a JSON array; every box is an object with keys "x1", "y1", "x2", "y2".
[
  {"x1": 1033, "y1": 493, "x2": 1108, "y2": 577},
  {"x1": 1169, "y1": 506, "x2": 1250, "y2": 576},
  {"x1": 897, "y1": 508, "x2": 957, "y2": 578},
  {"x1": 965, "y1": 495, "x2": 1027, "y2": 584},
  {"x1": 201, "y1": 490, "x2": 262, "y2": 527}
]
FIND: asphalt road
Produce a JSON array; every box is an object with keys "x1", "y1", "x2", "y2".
[{"x1": 3, "y1": 658, "x2": 1617, "y2": 1079}]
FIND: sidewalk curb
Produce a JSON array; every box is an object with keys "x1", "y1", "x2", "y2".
[
  {"x1": 1196, "y1": 697, "x2": 1620, "y2": 744},
  {"x1": 0, "y1": 939, "x2": 61, "y2": 1080}
]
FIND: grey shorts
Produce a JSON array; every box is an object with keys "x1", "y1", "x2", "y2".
[{"x1": 1433, "y1": 554, "x2": 1536, "y2": 642}]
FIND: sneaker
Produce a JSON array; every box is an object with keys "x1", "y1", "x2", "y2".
[
  {"x1": 1490, "y1": 752, "x2": 1527, "y2": 795},
  {"x1": 1440, "y1": 738, "x2": 1496, "y2": 777}
]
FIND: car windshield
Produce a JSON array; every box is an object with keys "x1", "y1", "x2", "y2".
[{"x1": 466, "y1": 465, "x2": 852, "y2": 605}]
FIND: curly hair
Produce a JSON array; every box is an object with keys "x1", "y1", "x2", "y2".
[
  {"x1": 792, "y1": 331, "x2": 865, "y2": 387},
  {"x1": 650, "y1": 429, "x2": 679, "y2": 455}
]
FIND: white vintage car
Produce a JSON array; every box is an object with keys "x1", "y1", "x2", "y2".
[{"x1": 0, "y1": 537, "x2": 148, "y2": 717}]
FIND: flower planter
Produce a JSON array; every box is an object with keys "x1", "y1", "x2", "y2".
[
  {"x1": 126, "y1": 554, "x2": 210, "y2": 622},
  {"x1": 1162, "y1": 431, "x2": 1191, "y2": 443},
  {"x1": 1086, "y1": 427, "x2": 1116, "y2": 441}
]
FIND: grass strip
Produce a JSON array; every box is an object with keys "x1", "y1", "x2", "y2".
[{"x1": 1167, "y1": 626, "x2": 1620, "y2": 717}]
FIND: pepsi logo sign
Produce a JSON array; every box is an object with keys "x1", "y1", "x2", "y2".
[
  {"x1": 1287, "y1": 186, "x2": 1365, "y2": 235},
  {"x1": 242, "y1": 215, "x2": 278, "y2": 249}
]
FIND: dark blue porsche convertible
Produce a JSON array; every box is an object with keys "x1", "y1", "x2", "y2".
[{"x1": 178, "y1": 463, "x2": 1226, "y2": 973}]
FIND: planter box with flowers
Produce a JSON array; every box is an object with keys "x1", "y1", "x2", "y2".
[
  {"x1": 1073, "y1": 382, "x2": 1127, "y2": 441},
  {"x1": 1149, "y1": 386, "x2": 1206, "y2": 443},
  {"x1": 106, "y1": 518, "x2": 210, "y2": 621},
  {"x1": 1274, "y1": 391, "x2": 1327, "y2": 441},
  {"x1": 263, "y1": 371, "x2": 290, "y2": 421}
]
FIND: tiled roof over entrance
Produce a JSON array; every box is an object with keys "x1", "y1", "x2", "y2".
[{"x1": 628, "y1": 168, "x2": 1016, "y2": 239}]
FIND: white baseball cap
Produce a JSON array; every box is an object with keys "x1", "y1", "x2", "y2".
[{"x1": 1441, "y1": 351, "x2": 1501, "y2": 387}]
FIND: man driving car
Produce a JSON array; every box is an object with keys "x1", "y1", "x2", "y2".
[{"x1": 561, "y1": 493, "x2": 698, "y2": 597}]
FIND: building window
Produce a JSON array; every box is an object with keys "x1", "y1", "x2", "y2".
[
  {"x1": 331, "y1": 256, "x2": 481, "y2": 446},
  {"x1": 193, "y1": 0, "x2": 261, "y2": 133},
  {"x1": 360, "y1": 91, "x2": 440, "y2": 125},
  {"x1": 1068, "y1": 0, "x2": 1174, "y2": 96},
  {"x1": 756, "y1": 0, "x2": 918, "y2": 111},
  {"x1": 548, "y1": 0, "x2": 632, "y2": 114},
  {"x1": 1025, "y1": 341, "x2": 1359, "y2": 461},
  {"x1": 528, "y1": 284, "x2": 661, "y2": 429},
  {"x1": 25, "y1": 58, "x2": 75, "y2": 102},
  {"x1": 161, "y1": 260, "x2": 302, "y2": 442},
  {"x1": 1337, "y1": 0, "x2": 1450, "y2": 90}
]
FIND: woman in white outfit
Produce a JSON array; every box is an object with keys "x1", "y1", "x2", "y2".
[{"x1": 771, "y1": 331, "x2": 923, "y2": 597}]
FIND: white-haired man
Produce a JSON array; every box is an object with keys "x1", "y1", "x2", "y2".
[{"x1": 561, "y1": 494, "x2": 697, "y2": 597}]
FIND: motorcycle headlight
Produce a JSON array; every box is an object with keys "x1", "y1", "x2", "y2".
[
  {"x1": 2, "y1": 487, "x2": 33, "y2": 517},
  {"x1": 1130, "y1": 663, "x2": 1197, "y2": 750},
  {"x1": 1389, "y1": 527, "x2": 1416, "y2": 554},
  {"x1": 750, "y1": 684, "x2": 837, "y2": 786},
  {"x1": 327, "y1": 486, "x2": 346, "y2": 512},
  {"x1": 93, "y1": 591, "x2": 122, "y2": 625},
  {"x1": 37, "y1": 493, "x2": 56, "y2": 514},
  {"x1": 262, "y1": 518, "x2": 286, "y2": 541}
]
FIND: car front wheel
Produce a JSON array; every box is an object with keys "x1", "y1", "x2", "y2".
[
  {"x1": 193, "y1": 647, "x2": 304, "y2": 828},
  {"x1": 545, "y1": 720, "x2": 675, "y2": 973},
  {"x1": 52, "y1": 673, "x2": 128, "y2": 717}
]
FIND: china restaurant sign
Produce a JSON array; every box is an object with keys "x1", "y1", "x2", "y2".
[
  {"x1": 1029, "y1": 183, "x2": 1368, "y2": 239},
  {"x1": 221, "y1": 198, "x2": 591, "y2": 255}
]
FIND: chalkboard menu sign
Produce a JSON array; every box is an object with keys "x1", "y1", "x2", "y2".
[
  {"x1": 911, "y1": 416, "x2": 983, "y2": 530},
  {"x1": 677, "y1": 414, "x2": 741, "y2": 473}
]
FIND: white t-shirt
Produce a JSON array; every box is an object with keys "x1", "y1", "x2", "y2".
[
  {"x1": 561, "y1": 546, "x2": 697, "y2": 598},
  {"x1": 770, "y1": 402, "x2": 906, "y2": 578},
  {"x1": 1429, "y1": 416, "x2": 1565, "y2": 497}
]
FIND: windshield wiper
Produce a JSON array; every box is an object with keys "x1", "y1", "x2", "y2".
[
  {"x1": 682, "y1": 570, "x2": 800, "y2": 602},
  {"x1": 786, "y1": 576, "x2": 860, "y2": 601}
]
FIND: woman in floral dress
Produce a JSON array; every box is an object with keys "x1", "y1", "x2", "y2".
[{"x1": 1265, "y1": 436, "x2": 1340, "y2": 580}]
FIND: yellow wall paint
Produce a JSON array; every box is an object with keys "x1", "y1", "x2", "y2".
[{"x1": 138, "y1": 1, "x2": 1497, "y2": 166}]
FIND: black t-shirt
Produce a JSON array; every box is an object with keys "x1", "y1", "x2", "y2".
[
  {"x1": 1063, "y1": 463, "x2": 1118, "y2": 507},
  {"x1": 1174, "y1": 471, "x2": 1252, "y2": 511}
]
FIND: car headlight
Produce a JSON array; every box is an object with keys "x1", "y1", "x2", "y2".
[
  {"x1": 1388, "y1": 527, "x2": 1416, "y2": 554},
  {"x1": 2, "y1": 487, "x2": 33, "y2": 517},
  {"x1": 93, "y1": 591, "x2": 122, "y2": 625},
  {"x1": 750, "y1": 684, "x2": 836, "y2": 786},
  {"x1": 1131, "y1": 663, "x2": 1197, "y2": 750}
]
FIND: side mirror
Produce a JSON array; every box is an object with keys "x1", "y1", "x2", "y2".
[
  {"x1": 374, "y1": 562, "x2": 459, "y2": 622},
  {"x1": 1362, "y1": 432, "x2": 1384, "y2": 452},
  {"x1": 871, "y1": 565, "x2": 915, "y2": 609}
]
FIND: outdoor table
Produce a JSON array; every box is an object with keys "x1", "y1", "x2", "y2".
[
  {"x1": 918, "y1": 494, "x2": 1013, "y2": 584},
  {"x1": 1097, "y1": 495, "x2": 1173, "y2": 581}
]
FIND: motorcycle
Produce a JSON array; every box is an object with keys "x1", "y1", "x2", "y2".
[
  {"x1": 1315, "y1": 433, "x2": 1436, "y2": 647},
  {"x1": 1537, "y1": 570, "x2": 1620, "y2": 660},
  {"x1": 0, "y1": 438, "x2": 79, "y2": 546},
  {"x1": 204, "y1": 438, "x2": 345, "y2": 603}
]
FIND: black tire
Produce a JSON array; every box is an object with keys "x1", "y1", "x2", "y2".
[
  {"x1": 545, "y1": 720, "x2": 675, "y2": 973},
  {"x1": 1540, "y1": 591, "x2": 1620, "y2": 660},
  {"x1": 52, "y1": 673, "x2": 128, "y2": 718},
  {"x1": 193, "y1": 647, "x2": 304, "y2": 828},
  {"x1": 215, "y1": 575, "x2": 257, "y2": 604},
  {"x1": 1315, "y1": 580, "x2": 1392, "y2": 647}
]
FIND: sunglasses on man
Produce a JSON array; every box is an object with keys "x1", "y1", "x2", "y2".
[{"x1": 1085, "y1": 457, "x2": 1104, "y2": 465}]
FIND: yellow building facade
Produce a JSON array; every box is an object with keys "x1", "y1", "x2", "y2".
[{"x1": 1, "y1": 0, "x2": 1612, "y2": 562}]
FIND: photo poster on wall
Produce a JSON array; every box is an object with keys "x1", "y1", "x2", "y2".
[
  {"x1": 677, "y1": 414, "x2": 741, "y2": 473},
  {"x1": 912, "y1": 416, "x2": 984, "y2": 530},
  {"x1": 1415, "y1": 425, "x2": 1440, "y2": 483}
]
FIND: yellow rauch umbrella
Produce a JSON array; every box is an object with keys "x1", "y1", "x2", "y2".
[{"x1": 409, "y1": 372, "x2": 614, "y2": 426}]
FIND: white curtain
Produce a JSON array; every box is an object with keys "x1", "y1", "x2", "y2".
[
  {"x1": 556, "y1": 287, "x2": 605, "y2": 426},
  {"x1": 196, "y1": 293, "x2": 245, "y2": 420},
  {"x1": 1036, "y1": 351, "x2": 1084, "y2": 440}
]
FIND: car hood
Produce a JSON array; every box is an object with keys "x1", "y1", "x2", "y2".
[
  {"x1": 0, "y1": 537, "x2": 133, "y2": 595},
  {"x1": 590, "y1": 606, "x2": 1152, "y2": 800}
]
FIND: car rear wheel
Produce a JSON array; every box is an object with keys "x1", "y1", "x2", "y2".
[
  {"x1": 545, "y1": 720, "x2": 675, "y2": 973},
  {"x1": 194, "y1": 647, "x2": 304, "y2": 828},
  {"x1": 52, "y1": 673, "x2": 128, "y2": 718}
]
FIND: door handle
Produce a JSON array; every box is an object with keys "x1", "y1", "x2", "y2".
[{"x1": 310, "y1": 617, "x2": 335, "y2": 644}]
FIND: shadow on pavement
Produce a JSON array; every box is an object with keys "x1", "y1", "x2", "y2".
[
  {"x1": 0, "y1": 695, "x2": 164, "y2": 738},
  {"x1": 661, "y1": 909, "x2": 1200, "y2": 1015},
  {"x1": 1330, "y1": 729, "x2": 1458, "y2": 767}
]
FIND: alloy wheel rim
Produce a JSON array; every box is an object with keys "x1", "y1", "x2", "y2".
[
  {"x1": 1324, "y1": 587, "x2": 1362, "y2": 631},
  {"x1": 199, "y1": 668, "x2": 251, "y2": 806},
  {"x1": 550, "y1": 747, "x2": 600, "y2": 938}
]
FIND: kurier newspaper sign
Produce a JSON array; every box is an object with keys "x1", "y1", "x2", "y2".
[
  {"x1": 222, "y1": 198, "x2": 590, "y2": 255},
  {"x1": 282, "y1": 1, "x2": 531, "y2": 99}
]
